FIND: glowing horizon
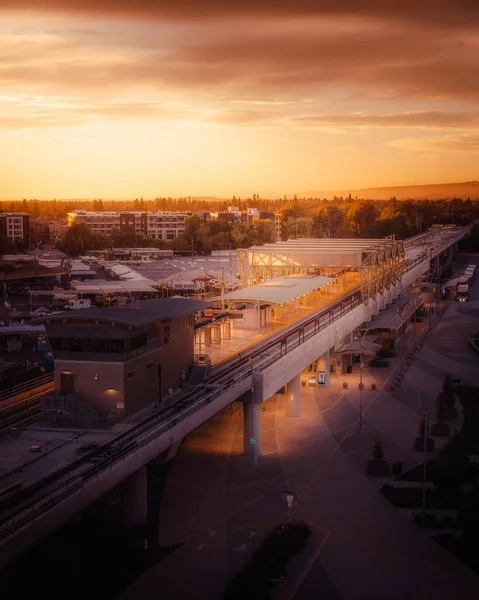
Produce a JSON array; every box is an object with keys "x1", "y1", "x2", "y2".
[{"x1": 1, "y1": 2, "x2": 478, "y2": 200}]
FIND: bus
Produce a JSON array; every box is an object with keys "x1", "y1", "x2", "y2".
[
  {"x1": 456, "y1": 284, "x2": 469, "y2": 302},
  {"x1": 466, "y1": 265, "x2": 476, "y2": 280}
]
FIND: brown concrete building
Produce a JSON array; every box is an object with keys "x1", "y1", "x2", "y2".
[{"x1": 37, "y1": 298, "x2": 210, "y2": 417}]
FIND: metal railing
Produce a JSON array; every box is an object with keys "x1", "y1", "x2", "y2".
[{"x1": 0, "y1": 373, "x2": 54, "y2": 404}]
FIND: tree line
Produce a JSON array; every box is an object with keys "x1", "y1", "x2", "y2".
[{"x1": 54, "y1": 197, "x2": 479, "y2": 257}]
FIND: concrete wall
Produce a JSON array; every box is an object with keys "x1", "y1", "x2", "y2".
[
  {"x1": 55, "y1": 359, "x2": 126, "y2": 414},
  {"x1": 158, "y1": 315, "x2": 194, "y2": 396},
  {"x1": 256, "y1": 302, "x2": 370, "y2": 402},
  {"x1": 54, "y1": 315, "x2": 194, "y2": 415},
  {"x1": 0, "y1": 375, "x2": 251, "y2": 569},
  {"x1": 402, "y1": 258, "x2": 431, "y2": 290},
  {"x1": 123, "y1": 355, "x2": 160, "y2": 414}
]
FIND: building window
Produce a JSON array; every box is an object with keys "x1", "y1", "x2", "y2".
[
  {"x1": 106, "y1": 339, "x2": 125, "y2": 353},
  {"x1": 50, "y1": 338, "x2": 68, "y2": 351},
  {"x1": 88, "y1": 339, "x2": 106, "y2": 353},
  {"x1": 127, "y1": 371, "x2": 135, "y2": 378},
  {"x1": 129, "y1": 333, "x2": 147, "y2": 351},
  {"x1": 69, "y1": 339, "x2": 88, "y2": 352},
  {"x1": 163, "y1": 325, "x2": 170, "y2": 344}
]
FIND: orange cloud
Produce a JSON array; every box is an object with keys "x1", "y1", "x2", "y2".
[{"x1": 2, "y1": 0, "x2": 479, "y2": 29}]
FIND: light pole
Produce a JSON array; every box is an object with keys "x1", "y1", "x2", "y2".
[
  {"x1": 413, "y1": 288, "x2": 417, "y2": 351},
  {"x1": 355, "y1": 328, "x2": 368, "y2": 431},
  {"x1": 250, "y1": 358, "x2": 257, "y2": 466},
  {"x1": 421, "y1": 410, "x2": 428, "y2": 526}
]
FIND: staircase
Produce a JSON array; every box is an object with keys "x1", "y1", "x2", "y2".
[
  {"x1": 41, "y1": 392, "x2": 101, "y2": 427},
  {"x1": 190, "y1": 364, "x2": 209, "y2": 386}
]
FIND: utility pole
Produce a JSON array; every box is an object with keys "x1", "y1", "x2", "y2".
[
  {"x1": 221, "y1": 267, "x2": 225, "y2": 311},
  {"x1": 413, "y1": 288, "x2": 417, "y2": 351},
  {"x1": 250, "y1": 358, "x2": 257, "y2": 466},
  {"x1": 357, "y1": 328, "x2": 368, "y2": 431},
  {"x1": 359, "y1": 343, "x2": 364, "y2": 430},
  {"x1": 422, "y1": 410, "x2": 428, "y2": 526}
]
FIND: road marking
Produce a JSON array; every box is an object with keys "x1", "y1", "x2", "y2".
[{"x1": 289, "y1": 531, "x2": 331, "y2": 600}]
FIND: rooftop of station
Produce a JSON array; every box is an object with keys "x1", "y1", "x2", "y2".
[
  {"x1": 221, "y1": 274, "x2": 334, "y2": 305},
  {"x1": 244, "y1": 237, "x2": 403, "y2": 252},
  {"x1": 238, "y1": 237, "x2": 404, "y2": 267},
  {"x1": 35, "y1": 298, "x2": 211, "y2": 328}
]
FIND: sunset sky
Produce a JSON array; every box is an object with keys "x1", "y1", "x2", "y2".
[{"x1": 1, "y1": 1, "x2": 478, "y2": 199}]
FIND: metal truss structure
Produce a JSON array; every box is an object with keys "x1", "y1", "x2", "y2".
[{"x1": 237, "y1": 238, "x2": 405, "y2": 304}]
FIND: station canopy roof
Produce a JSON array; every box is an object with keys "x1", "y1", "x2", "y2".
[
  {"x1": 71, "y1": 279, "x2": 158, "y2": 294},
  {"x1": 371, "y1": 293, "x2": 423, "y2": 330},
  {"x1": 334, "y1": 335, "x2": 382, "y2": 355},
  {"x1": 239, "y1": 238, "x2": 403, "y2": 268},
  {"x1": 221, "y1": 274, "x2": 333, "y2": 305}
]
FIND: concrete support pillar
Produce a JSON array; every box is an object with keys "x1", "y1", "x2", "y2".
[
  {"x1": 243, "y1": 401, "x2": 262, "y2": 458},
  {"x1": 368, "y1": 297, "x2": 379, "y2": 317},
  {"x1": 123, "y1": 466, "x2": 148, "y2": 527},
  {"x1": 376, "y1": 292, "x2": 386, "y2": 310},
  {"x1": 204, "y1": 327, "x2": 212, "y2": 346},
  {"x1": 383, "y1": 287, "x2": 392, "y2": 305},
  {"x1": 316, "y1": 350, "x2": 331, "y2": 388},
  {"x1": 286, "y1": 374, "x2": 301, "y2": 417}
]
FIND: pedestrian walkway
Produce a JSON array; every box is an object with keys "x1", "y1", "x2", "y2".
[{"x1": 117, "y1": 298, "x2": 479, "y2": 600}]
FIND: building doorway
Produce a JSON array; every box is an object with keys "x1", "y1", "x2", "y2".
[{"x1": 61, "y1": 371, "x2": 75, "y2": 395}]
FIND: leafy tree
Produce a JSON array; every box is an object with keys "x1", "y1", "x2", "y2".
[
  {"x1": 254, "y1": 220, "x2": 277, "y2": 244},
  {"x1": 57, "y1": 222, "x2": 91, "y2": 256},
  {"x1": 284, "y1": 217, "x2": 313, "y2": 239},
  {"x1": 347, "y1": 201, "x2": 379, "y2": 236},
  {"x1": 313, "y1": 205, "x2": 345, "y2": 238},
  {"x1": 231, "y1": 222, "x2": 256, "y2": 248}
]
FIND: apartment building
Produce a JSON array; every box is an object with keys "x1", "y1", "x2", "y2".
[
  {"x1": 67, "y1": 210, "x2": 187, "y2": 241},
  {"x1": 0, "y1": 212, "x2": 30, "y2": 245}
]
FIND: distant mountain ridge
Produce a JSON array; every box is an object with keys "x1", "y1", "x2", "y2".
[{"x1": 303, "y1": 181, "x2": 479, "y2": 200}]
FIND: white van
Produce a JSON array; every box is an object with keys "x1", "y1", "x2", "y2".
[{"x1": 64, "y1": 298, "x2": 92, "y2": 310}]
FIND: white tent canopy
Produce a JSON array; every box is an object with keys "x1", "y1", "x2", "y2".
[
  {"x1": 220, "y1": 274, "x2": 333, "y2": 305},
  {"x1": 72, "y1": 279, "x2": 158, "y2": 294}
]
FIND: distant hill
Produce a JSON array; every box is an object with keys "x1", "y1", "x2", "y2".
[{"x1": 303, "y1": 181, "x2": 479, "y2": 200}]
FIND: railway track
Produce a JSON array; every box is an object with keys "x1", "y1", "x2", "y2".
[{"x1": 0, "y1": 396, "x2": 42, "y2": 436}]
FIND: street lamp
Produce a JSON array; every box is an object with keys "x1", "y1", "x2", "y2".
[
  {"x1": 249, "y1": 357, "x2": 257, "y2": 466},
  {"x1": 355, "y1": 328, "x2": 368, "y2": 431},
  {"x1": 421, "y1": 410, "x2": 429, "y2": 526}
]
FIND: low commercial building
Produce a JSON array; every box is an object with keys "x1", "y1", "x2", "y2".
[
  {"x1": 37, "y1": 298, "x2": 210, "y2": 419},
  {"x1": 0, "y1": 212, "x2": 30, "y2": 246}
]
